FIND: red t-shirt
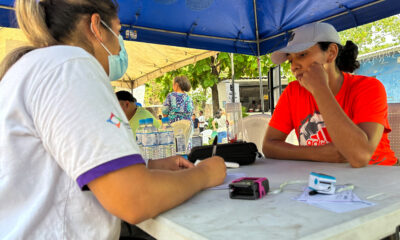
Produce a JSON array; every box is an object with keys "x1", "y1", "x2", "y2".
[{"x1": 269, "y1": 72, "x2": 397, "y2": 165}]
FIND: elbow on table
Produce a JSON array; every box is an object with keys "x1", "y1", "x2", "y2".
[
  {"x1": 121, "y1": 213, "x2": 144, "y2": 225},
  {"x1": 348, "y1": 151, "x2": 372, "y2": 168},
  {"x1": 117, "y1": 204, "x2": 155, "y2": 225},
  {"x1": 262, "y1": 141, "x2": 269, "y2": 158},
  {"x1": 262, "y1": 140, "x2": 276, "y2": 158},
  {"x1": 349, "y1": 160, "x2": 368, "y2": 168}
]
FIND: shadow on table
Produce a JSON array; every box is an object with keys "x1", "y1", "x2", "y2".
[{"x1": 120, "y1": 221, "x2": 156, "y2": 240}]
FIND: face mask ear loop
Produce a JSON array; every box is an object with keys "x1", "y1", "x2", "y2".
[
  {"x1": 90, "y1": 22, "x2": 113, "y2": 56},
  {"x1": 100, "y1": 20, "x2": 119, "y2": 39}
]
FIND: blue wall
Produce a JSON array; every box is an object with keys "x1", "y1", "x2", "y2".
[{"x1": 355, "y1": 53, "x2": 400, "y2": 103}]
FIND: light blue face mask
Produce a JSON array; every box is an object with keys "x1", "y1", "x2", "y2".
[{"x1": 91, "y1": 20, "x2": 128, "y2": 81}]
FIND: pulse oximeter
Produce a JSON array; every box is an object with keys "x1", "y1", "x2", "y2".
[{"x1": 308, "y1": 172, "x2": 336, "y2": 194}]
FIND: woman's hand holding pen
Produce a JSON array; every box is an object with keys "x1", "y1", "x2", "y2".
[{"x1": 196, "y1": 156, "x2": 226, "y2": 188}]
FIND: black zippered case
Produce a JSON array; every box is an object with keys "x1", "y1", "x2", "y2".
[{"x1": 188, "y1": 141, "x2": 261, "y2": 165}]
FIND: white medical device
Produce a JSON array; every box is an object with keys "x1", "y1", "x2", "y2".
[{"x1": 308, "y1": 172, "x2": 336, "y2": 194}]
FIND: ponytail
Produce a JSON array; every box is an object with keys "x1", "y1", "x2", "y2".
[
  {"x1": 16, "y1": 0, "x2": 57, "y2": 48},
  {"x1": 0, "y1": 0, "x2": 118, "y2": 81},
  {"x1": 318, "y1": 40, "x2": 360, "y2": 73},
  {"x1": 0, "y1": 0, "x2": 55, "y2": 80},
  {"x1": 336, "y1": 41, "x2": 360, "y2": 73}
]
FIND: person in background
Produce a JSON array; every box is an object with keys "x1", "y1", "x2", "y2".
[
  {"x1": 198, "y1": 110, "x2": 206, "y2": 132},
  {"x1": 0, "y1": 1, "x2": 226, "y2": 239},
  {"x1": 192, "y1": 113, "x2": 199, "y2": 134},
  {"x1": 116, "y1": 90, "x2": 160, "y2": 139},
  {"x1": 263, "y1": 22, "x2": 397, "y2": 167},
  {"x1": 212, "y1": 109, "x2": 228, "y2": 143},
  {"x1": 249, "y1": 100, "x2": 257, "y2": 112},
  {"x1": 162, "y1": 75, "x2": 194, "y2": 123}
]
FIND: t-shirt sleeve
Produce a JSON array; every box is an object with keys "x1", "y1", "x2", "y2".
[
  {"x1": 29, "y1": 57, "x2": 145, "y2": 189},
  {"x1": 351, "y1": 77, "x2": 389, "y2": 130},
  {"x1": 268, "y1": 84, "x2": 295, "y2": 135}
]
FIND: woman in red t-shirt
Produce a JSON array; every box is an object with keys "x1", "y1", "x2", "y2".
[{"x1": 263, "y1": 22, "x2": 397, "y2": 167}]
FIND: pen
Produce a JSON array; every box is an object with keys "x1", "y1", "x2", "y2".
[
  {"x1": 194, "y1": 136, "x2": 239, "y2": 168},
  {"x1": 211, "y1": 135, "x2": 218, "y2": 156}
]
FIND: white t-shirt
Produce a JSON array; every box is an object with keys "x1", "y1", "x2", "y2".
[
  {"x1": 198, "y1": 115, "x2": 205, "y2": 128},
  {"x1": 0, "y1": 46, "x2": 144, "y2": 239},
  {"x1": 215, "y1": 115, "x2": 227, "y2": 132}
]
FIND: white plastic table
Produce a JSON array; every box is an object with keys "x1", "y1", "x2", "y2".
[{"x1": 137, "y1": 158, "x2": 400, "y2": 240}]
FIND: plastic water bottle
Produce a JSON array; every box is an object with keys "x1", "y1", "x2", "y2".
[
  {"x1": 175, "y1": 128, "x2": 186, "y2": 155},
  {"x1": 158, "y1": 117, "x2": 176, "y2": 158},
  {"x1": 140, "y1": 118, "x2": 150, "y2": 160},
  {"x1": 149, "y1": 118, "x2": 159, "y2": 159},
  {"x1": 149, "y1": 118, "x2": 159, "y2": 160},
  {"x1": 136, "y1": 119, "x2": 146, "y2": 155},
  {"x1": 142, "y1": 118, "x2": 157, "y2": 160},
  {"x1": 158, "y1": 118, "x2": 169, "y2": 158},
  {"x1": 165, "y1": 118, "x2": 176, "y2": 157}
]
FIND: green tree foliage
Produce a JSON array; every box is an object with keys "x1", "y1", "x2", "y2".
[
  {"x1": 151, "y1": 53, "x2": 275, "y2": 113},
  {"x1": 339, "y1": 14, "x2": 400, "y2": 54}
]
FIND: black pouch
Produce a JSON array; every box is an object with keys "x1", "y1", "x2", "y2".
[{"x1": 188, "y1": 141, "x2": 262, "y2": 165}]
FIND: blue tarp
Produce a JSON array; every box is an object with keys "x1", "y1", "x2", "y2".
[{"x1": 1, "y1": 0, "x2": 400, "y2": 55}]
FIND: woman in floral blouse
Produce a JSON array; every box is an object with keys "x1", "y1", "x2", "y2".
[{"x1": 162, "y1": 75, "x2": 194, "y2": 123}]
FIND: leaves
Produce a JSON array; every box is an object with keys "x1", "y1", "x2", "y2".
[{"x1": 339, "y1": 14, "x2": 400, "y2": 54}]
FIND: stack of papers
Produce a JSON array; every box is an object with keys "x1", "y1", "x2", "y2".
[{"x1": 294, "y1": 185, "x2": 375, "y2": 213}]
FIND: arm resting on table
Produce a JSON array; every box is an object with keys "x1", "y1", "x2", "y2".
[
  {"x1": 88, "y1": 157, "x2": 225, "y2": 224},
  {"x1": 263, "y1": 122, "x2": 383, "y2": 168}
]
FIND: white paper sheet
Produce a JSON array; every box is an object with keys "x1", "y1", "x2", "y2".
[{"x1": 294, "y1": 185, "x2": 375, "y2": 213}]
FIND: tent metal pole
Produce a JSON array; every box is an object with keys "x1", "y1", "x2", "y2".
[
  {"x1": 230, "y1": 53, "x2": 235, "y2": 103},
  {"x1": 0, "y1": 5, "x2": 14, "y2": 10},
  {"x1": 257, "y1": 57, "x2": 264, "y2": 114},
  {"x1": 253, "y1": 0, "x2": 264, "y2": 113}
]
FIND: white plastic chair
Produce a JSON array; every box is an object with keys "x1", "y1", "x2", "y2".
[
  {"x1": 388, "y1": 103, "x2": 400, "y2": 160},
  {"x1": 200, "y1": 129, "x2": 213, "y2": 145},
  {"x1": 171, "y1": 120, "x2": 192, "y2": 150},
  {"x1": 242, "y1": 114, "x2": 272, "y2": 154}
]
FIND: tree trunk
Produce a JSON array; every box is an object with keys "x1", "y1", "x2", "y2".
[
  {"x1": 202, "y1": 88, "x2": 207, "y2": 110},
  {"x1": 210, "y1": 55, "x2": 220, "y2": 116},
  {"x1": 211, "y1": 83, "x2": 219, "y2": 116}
]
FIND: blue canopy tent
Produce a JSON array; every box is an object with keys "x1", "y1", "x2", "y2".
[{"x1": 1, "y1": 0, "x2": 400, "y2": 111}]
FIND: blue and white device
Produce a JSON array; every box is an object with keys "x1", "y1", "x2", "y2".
[{"x1": 308, "y1": 172, "x2": 336, "y2": 194}]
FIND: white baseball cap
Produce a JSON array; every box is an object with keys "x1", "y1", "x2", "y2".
[{"x1": 271, "y1": 22, "x2": 341, "y2": 64}]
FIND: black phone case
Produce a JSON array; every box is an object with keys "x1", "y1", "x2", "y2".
[{"x1": 188, "y1": 141, "x2": 261, "y2": 165}]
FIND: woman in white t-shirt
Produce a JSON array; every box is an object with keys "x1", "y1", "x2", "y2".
[
  {"x1": 0, "y1": 1, "x2": 226, "y2": 239},
  {"x1": 212, "y1": 109, "x2": 228, "y2": 143}
]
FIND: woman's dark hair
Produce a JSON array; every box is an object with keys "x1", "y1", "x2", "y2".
[
  {"x1": 174, "y1": 75, "x2": 192, "y2": 92},
  {"x1": 318, "y1": 41, "x2": 360, "y2": 73}
]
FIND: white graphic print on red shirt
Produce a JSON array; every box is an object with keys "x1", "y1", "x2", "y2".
[{"x1": 299, "y1": 112, "x2": 330, "y2": 146}]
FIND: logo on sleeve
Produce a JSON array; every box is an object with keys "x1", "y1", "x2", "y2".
[
  {"x1": 107, "y1": 113, "x2": 122, "y2": 128},
  {"x1": 299, "y1": 112, "x2": 330, "y2": 146}
]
